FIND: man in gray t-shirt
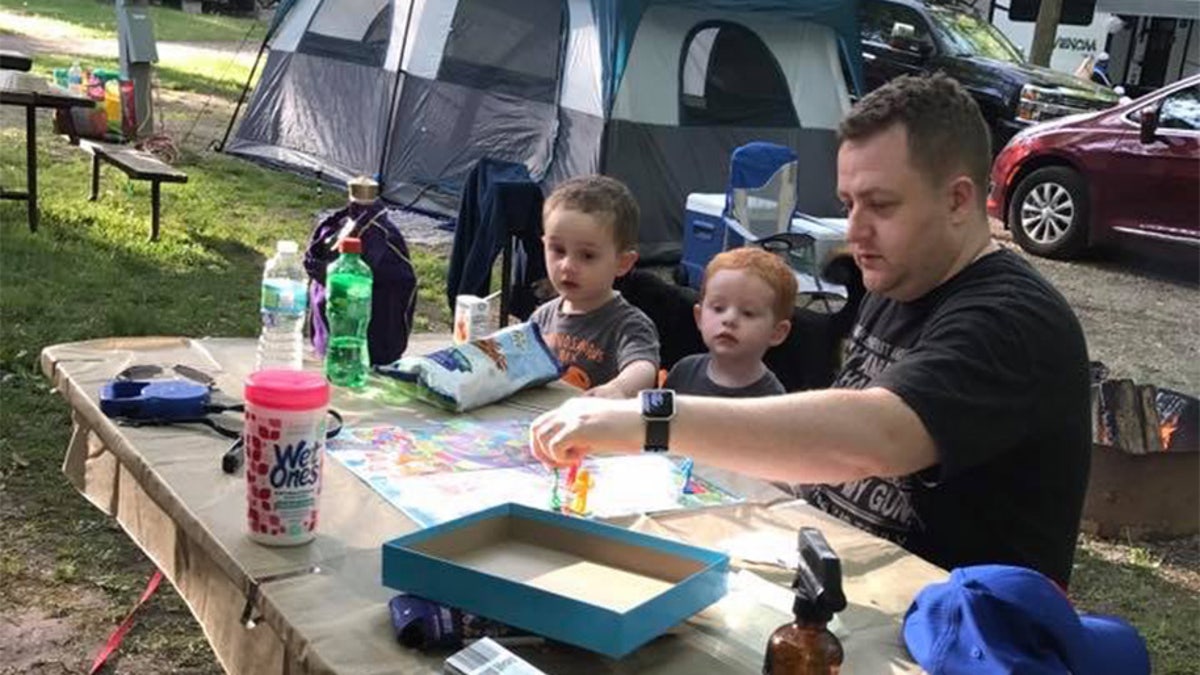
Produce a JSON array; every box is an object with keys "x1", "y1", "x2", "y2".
[
  {"x1": 664, "y1": 354, "x2": 784, "y2": 397},
  {"x1": 531, "y1": 294, "x2": 659, "y2": 392}
]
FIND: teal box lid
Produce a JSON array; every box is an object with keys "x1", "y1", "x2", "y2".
[{"x1": 381, "y1": 503, "x2": 729, "y2": 658}]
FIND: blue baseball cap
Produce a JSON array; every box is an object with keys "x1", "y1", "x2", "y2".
[{"x1": 903, "y1": 565, "x2": 1150, "y2": 675}]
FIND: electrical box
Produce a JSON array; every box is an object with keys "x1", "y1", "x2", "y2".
[{"x1": 116, "y1": 0, "x2": 158, "y2": 66}]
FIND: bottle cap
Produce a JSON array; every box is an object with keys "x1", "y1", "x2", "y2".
[
  {"x1": 276, "y1": 240, "x2": 299, "y2": 254},
  {"x1": 245, "y1": 370, "x2": 329, "y2": 412},
  {"x1": 340, "y1": 237, "x2": 363, "y2": 254},
  {"x1": 347, "y1": 176, "x2": 380, "y2": 204}
]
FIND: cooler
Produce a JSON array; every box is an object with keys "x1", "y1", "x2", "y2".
[
  {"x1": 680, "y1": 193, "x2": 728, "y2": 289},
  {"x1": 679, "y1": 191, "x2": 849, "y2": 297}
]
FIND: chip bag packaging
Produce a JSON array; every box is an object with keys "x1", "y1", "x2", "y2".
[{"x1": 374, "y1": 323, "x2": 562, "y2": 412}]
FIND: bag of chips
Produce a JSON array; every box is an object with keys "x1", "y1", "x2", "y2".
[{"x1": 375, "y1": 323, "x2": 562, "y2": 412}]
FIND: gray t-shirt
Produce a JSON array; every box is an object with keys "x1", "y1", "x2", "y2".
[
  {"x1": 664, "y1": 354, "x2": 785, "y2": 397},
  {"x1": 531, "y1": 294, "x2": 659, "y2": 391}
]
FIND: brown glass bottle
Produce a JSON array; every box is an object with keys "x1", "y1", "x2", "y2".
[
  {"x1": 763, "y1": 619, "x2": 844, "y2": 675},
  {"x1": 762, "y1": 527, "x2": 846, "y2": 675}
]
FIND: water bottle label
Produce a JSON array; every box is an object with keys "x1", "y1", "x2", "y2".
[{"x1": 262, "y1": 279, "x2": 308, "y2": 316}]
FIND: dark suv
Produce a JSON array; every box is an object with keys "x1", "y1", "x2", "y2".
[{"x1": 856, "y1": 0, "x2": 1119, "y2": 150}]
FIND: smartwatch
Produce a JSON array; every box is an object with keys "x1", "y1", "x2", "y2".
[{"x1": 641, "y1": 389, "x2": 676, "y2": 453}]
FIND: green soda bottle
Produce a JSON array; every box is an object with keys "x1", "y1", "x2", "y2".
[{"x1": 324, "y1": 237, "x2": 373, "y2": 388}]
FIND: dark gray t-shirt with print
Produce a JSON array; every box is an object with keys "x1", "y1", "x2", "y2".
[
  {"x1": 664, "y1": 354, "x2": 784, "y2": 397},
  {"x1": 531, "y1": 294, "x2": 659, "y2": 391}
]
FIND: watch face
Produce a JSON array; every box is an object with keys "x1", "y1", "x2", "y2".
[{"x1": 642, "y1": 389, "x2": 675, "y2": 420}]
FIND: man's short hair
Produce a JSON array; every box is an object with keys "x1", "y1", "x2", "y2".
[
  {"x1": 702, "y1": 248, "x2": 798, "y2": 322},
  {"x1": 544, "y1": 175, "x2": 640, "y2": 251},
  {"x1": 838, "y1": 73, "x2": 991, "y2": 207}
]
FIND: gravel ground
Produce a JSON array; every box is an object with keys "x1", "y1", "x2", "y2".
[{"x1": 991, "y1": 225, "x2": 1199, "y2": 396}]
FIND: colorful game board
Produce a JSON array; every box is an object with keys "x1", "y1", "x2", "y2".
[
  {"x1": 326, "y1": 419, "x2": 742, "y2": 527},
  {"x1": 327, "y1": 418, "x2": 535, "y2": 478}
]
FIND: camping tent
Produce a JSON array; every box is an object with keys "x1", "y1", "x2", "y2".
[{"x1": 225, "y1": 0, "x2": 862, "y2": 262}]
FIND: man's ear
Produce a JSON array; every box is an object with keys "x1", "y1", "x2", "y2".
[
  {"x1": 948, "y1": 175, "x2": 977, "y2": 225},
  {"x1": 616, "y1": 249, "x2": 638, "y2": 276},
  {"x1": 769, "y1": 319, "x2": 792, "y2": 347}
]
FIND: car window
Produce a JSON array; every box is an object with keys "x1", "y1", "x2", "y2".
[
  {"x1": 928, "y1": 7, "x2": 1024, "y2": 63},
  {"x1": 858, "y1": 1, "x2": 932, "y2": 52},
  {"x1": 1158, "y1": 85, "x2": 1200, "y2": 131}
]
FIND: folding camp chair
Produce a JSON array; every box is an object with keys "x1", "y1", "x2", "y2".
[{"x1": 722, "y1": 142, "x2": 830, "y2": 308}]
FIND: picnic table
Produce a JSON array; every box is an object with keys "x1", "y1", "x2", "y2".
[
  {"x1": 0, "y1": 85, "x2": 95, "y2": 232},
  {"x1": 41, "y1": 334, "x2": 946, "y2": 674}
]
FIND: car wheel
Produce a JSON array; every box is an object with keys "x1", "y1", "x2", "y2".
[{"x1": 1008, "y1": 166, "x2": 1090, "y2": 259}]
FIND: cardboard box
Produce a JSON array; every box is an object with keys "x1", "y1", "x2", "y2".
[{"x1": 381, "y1": 503, "x2": 729, "y2": 658}]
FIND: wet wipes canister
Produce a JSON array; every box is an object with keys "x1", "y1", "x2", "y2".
[{"x1": 244, "y1": 370, "x2": 330, "y2": 546}]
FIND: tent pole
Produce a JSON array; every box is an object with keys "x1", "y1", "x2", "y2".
[
  {"x1": 215, "y1": 36, "x2": 269, "y2": 153},
  {"x1": 376, "y1": 0, "x2": 419, "y2": 186}
]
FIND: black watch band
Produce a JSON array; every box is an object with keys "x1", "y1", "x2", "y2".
[
  {"x1": 641, "y1": 389, "x2": 675, "y2": 453},
  {"x1": 645, "y1": 419, "x2": 670, "y2": 453}
]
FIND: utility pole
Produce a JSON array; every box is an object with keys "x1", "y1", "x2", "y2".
[{"x1": 1029, "y1": 0, "x2": 1063, "y2": 66}]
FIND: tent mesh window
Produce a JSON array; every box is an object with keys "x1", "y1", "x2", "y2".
[
  {"x1": 437, "y1": 0, "x2": 565, "y2": 104},
  {"x1": 679, "y1": 22, "x2": 799, "y2": 128},
  {"x1": 297, "y1": 0, "x2": 393, "y2": 67}
]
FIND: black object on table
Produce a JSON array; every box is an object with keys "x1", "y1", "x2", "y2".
[{"x1": 0, "y1": 87, "x2": 94, "y2": 233}]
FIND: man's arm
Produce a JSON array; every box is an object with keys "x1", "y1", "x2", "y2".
[
  {"x1": 584, "y1": 359, "x2": 657, "y2": 399},
  {"x1": 530, "y1": 386, "x2": 938, "y2": 484}
]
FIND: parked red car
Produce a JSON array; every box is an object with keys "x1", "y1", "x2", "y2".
[{"x1": 988, "y1": 74, "x2": 1200, "y2": 259}]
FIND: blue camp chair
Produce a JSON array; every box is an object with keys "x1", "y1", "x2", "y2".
[
  {"x1": 723, "y1": 141, "x2": 800, "y2": 247},
  {"x1": 680, "y1": 142, "x2": 825, "y2": 301}
]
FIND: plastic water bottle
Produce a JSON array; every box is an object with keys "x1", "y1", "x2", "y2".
[
  {"x1": 324, "y1": 237, "x2": 373, "y2": 388},
  {"x1": 67, "y1": 61, "x2": 83, "y2": 95},
  {"x1": 256, "y1": 240, "x2": 308, "y2": 371}
]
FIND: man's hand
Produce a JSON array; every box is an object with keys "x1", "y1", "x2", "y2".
[{"x1": 530, "y1": 396, "x2": 642, "y2": 467}]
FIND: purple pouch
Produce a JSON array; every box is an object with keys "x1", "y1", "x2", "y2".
[{"x1": 305, "y1": 202, "x2": 417, "y2": 364}]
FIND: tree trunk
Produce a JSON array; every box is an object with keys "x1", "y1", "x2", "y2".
[{"x1": 1029, "y1": 0, "x2": 1064, "y2": 66}]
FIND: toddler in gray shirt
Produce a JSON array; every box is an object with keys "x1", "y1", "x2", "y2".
[{"x1": 664, "y1": 248, "x2": 796, "y2": 397}]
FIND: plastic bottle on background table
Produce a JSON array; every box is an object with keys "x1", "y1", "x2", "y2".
[
  {"x1": 256, "y1": 240, "x2": 308, "y2": 371},
  {"x1": 324, "y1": 237, "x2": 373, "y2": 388},
  {"x1": 67, "y1": 61, "x2": 82, "y2": 95}
]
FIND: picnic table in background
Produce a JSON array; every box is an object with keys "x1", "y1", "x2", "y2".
[{"x1": 0, "y1": 85, "x2": 95, "y2": 233}]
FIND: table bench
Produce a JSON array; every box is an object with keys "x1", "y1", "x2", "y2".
[{"x1": 79, "y1": 139, "x2": 188, "y2": 241}]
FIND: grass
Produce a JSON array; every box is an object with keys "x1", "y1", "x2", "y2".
[
  {"x1": 0, "y1": 0, "x2": 263, "y2": 42},
  {"x1": 32, "y1": 52, "x2": 255, "y2": 102},
  {"x1": 1072, "y1": 539, "x2": 1199, "y2": 674}
]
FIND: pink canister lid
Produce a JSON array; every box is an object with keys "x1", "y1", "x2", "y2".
[{"x1": 245, "y1": 370, "x2": 330, "y2": 411}]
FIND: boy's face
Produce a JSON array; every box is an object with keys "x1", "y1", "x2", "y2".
[
  {"x1": 543, "y1": 207, "x2": 637, "y2": 312},
  {"x1": 695, "y1": 269, "x2": 790, "y2": 363}
]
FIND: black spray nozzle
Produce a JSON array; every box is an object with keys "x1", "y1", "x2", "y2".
[{"x1": 792, "y1": 527, "x2": 847, "y2": 623}]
